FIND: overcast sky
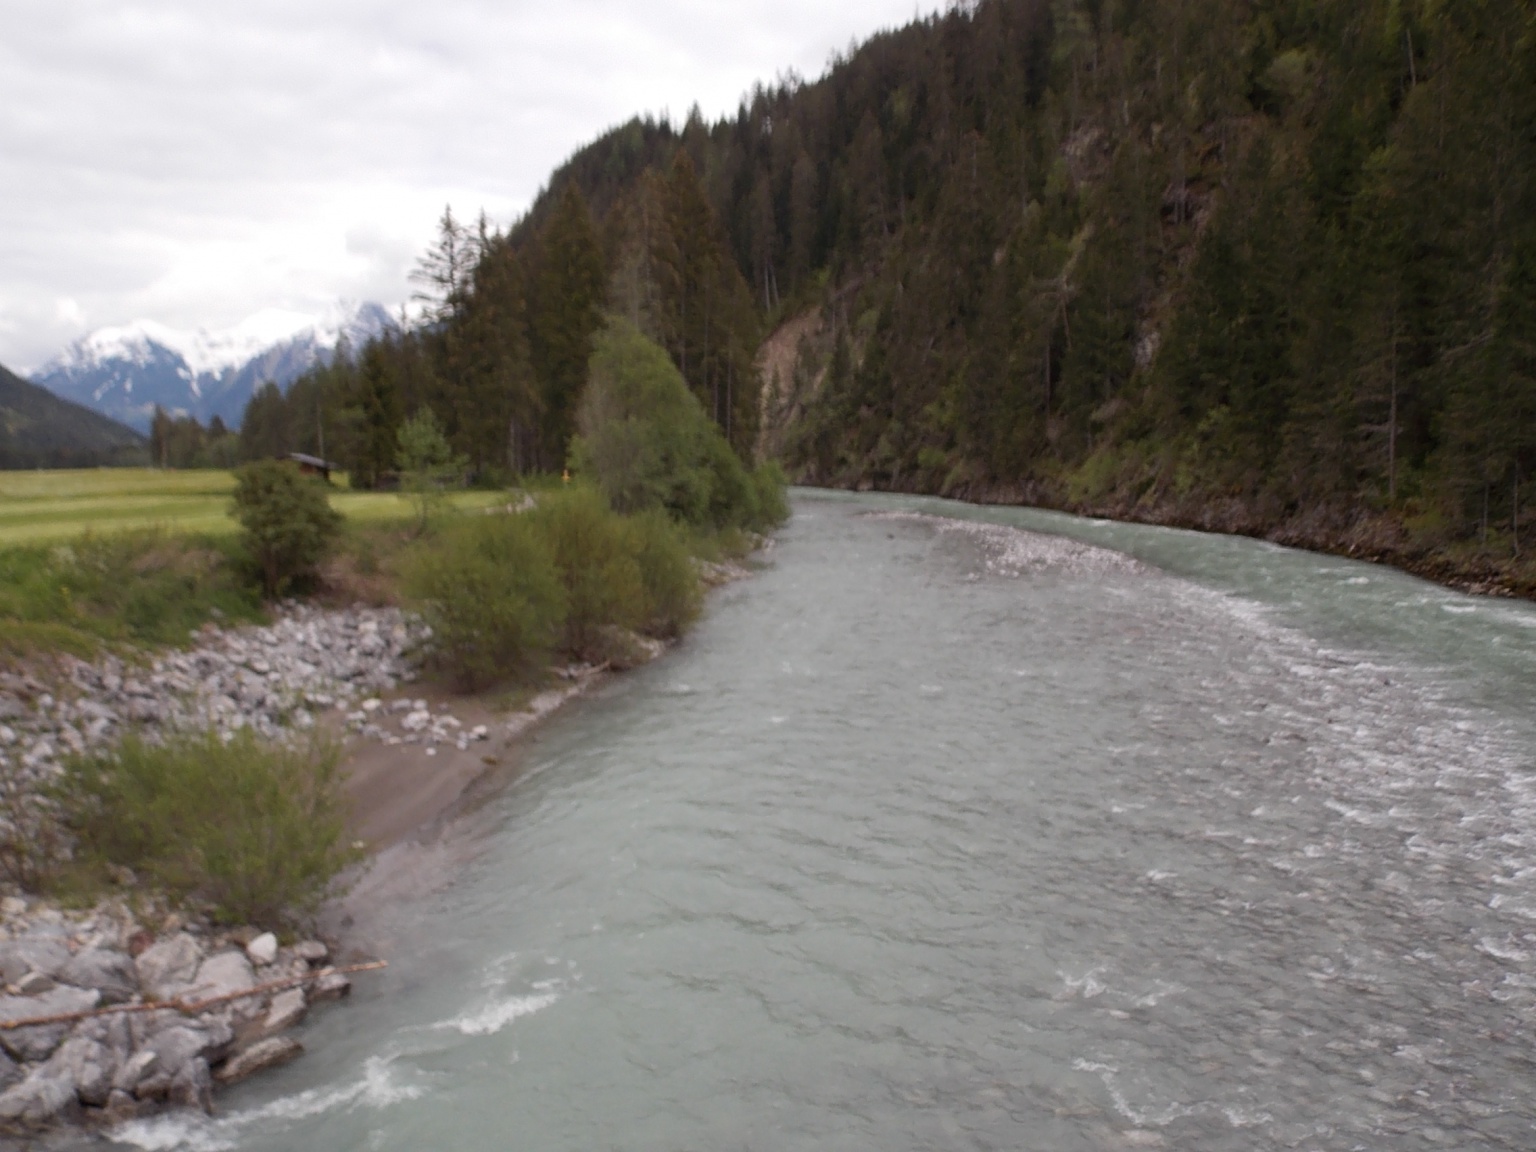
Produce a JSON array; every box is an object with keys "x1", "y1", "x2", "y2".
[{"x1": 0, "y1": 1, "x2": 941, "y2": 372}]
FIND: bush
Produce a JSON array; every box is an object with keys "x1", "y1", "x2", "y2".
[
  {"x1": 402, "y1": 514, "x2": 567, "y2": 690},
  {"x1": 749, "y1": 460, "x2": 790, "y2": 530},
  {"x1": 527, "y1": 486, "x2": 648, "y2": 659},
  {"x1": 395, "y1": 407, "x2": 466, "y2": 536},
  {"x1": 56, "y1": 729, "x2": 353, "y2": 925},
  {"x1": 231, "y1": 460, "x2": 344, "y2": 597},
  {"x1": 571, "y1": 319, "x2": 788, "y2": 531},
  {"x1": 624, "y1": 509, "x2": 701, "y2": 639}
]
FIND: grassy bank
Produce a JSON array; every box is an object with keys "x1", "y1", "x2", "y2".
[{"x1": 0, "y1": 468, "x2": 507, "y2": 546}]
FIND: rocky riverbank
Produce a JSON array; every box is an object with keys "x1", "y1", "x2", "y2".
[
  {"x1": 0, "y1": 604, "x2": 429, "y2": 787},
  {"x1": 0, "y1": 895, "x2": 347, "y2": 1129}
]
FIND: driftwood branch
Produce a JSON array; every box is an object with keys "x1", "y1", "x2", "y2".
[{"x1": 0, "y1": 960, "x2": 388, "y2": 1030}]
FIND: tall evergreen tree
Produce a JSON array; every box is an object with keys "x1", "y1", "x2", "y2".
[{"x1": 528, "y1": 185, "x2": 606, "y2": 470}]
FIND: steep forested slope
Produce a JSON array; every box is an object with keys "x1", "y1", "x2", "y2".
[
  {"x1": 0, "y1": 362, "x2": 147, "y2": 469},
  {"x1": 264, "y1": 0, "x2": 1535, "y2": 590}
]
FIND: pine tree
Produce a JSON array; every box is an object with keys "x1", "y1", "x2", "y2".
[
  {"x1": 411, "y1": 206, "x2": 472, "y2": 323},
  {"x1": 350, "y1": 342, "x2": 403, "y2": 488},
  {"x1": 528, "y1": 185, "x2": 606, "y2": 470}
]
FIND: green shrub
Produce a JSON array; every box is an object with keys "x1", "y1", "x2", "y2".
[
  {"x1": 624, "y1": 509, "x2": 701, "y2": 639},
  {"x1": 56, "y1": 729, "x2": 353, "y2": 925},
  {"x1": 527, "y1": 486, "x2": 648, "y2": 659},
  {"x1": 231, "y1": 460, "x2": 344, "y2": 597},
  {"x1": 403, "y1": 514, "x2": 567, "y2": 690},
  {"x1": 748, "y1": 460, "x2": 790, "y2": 530},
  {"x1": 395, "y1": 407, "x2": 466, "y2": 536},
  {"x1": 571, "y1": 318, "x2": 788, "y2": 531}
]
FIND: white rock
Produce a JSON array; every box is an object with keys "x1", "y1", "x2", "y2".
[{"x1": 245, "y1": 933, "x2": 279, "y2": 966}]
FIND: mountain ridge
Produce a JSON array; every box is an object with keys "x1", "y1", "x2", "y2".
[
  {"x1": 32, "y1": 301, "x2": 392, "y2": 432},
  {"x1": 0, "y1": 361, "x2": 146, "y2": 469}
]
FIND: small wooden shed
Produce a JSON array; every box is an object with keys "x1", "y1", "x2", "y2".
[{"x1": 287, "y1": 452, "x2": 339, "y2": 482}]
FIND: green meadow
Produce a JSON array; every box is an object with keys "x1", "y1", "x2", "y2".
[{"x1": 0, "y1": 468, "x2": 507, "y2": 545}]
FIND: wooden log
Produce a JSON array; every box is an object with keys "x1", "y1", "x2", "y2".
[{"x1": 0, "y1": 960, "x2": 388, "y2": 1030}]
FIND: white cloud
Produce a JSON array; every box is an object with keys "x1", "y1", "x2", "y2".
[{"x1": 0, "y1": 0, "x2": 940, "y2": 372}]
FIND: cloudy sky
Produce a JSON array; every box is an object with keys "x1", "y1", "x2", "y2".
[{"x1": 0, "y1": 1, "x2": 940, "y2": 373}]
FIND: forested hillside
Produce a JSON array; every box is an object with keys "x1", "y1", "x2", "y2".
[
  {"x1": 0, "y1": 362, "x2": 146, "y2": 469},
  {"x1": 253, "y1": 0, "x2": 1535, "y2": 588}
]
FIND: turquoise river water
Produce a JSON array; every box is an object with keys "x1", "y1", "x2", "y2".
[{"x1": 103, "y1": 490, "x2": 1536, "y2": 1151}]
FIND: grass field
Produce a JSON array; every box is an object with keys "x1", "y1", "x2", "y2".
[{"x1": 0, "y1": 468, "x2": 509, "y2": 544}]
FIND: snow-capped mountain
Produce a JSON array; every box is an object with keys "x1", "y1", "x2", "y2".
[{"x1": 31, "y1": 301, "x2": 393, "y2": 432}]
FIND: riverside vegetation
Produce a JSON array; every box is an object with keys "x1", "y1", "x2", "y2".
[{"x1": 0, "y1": 319, "x2": 786, "y2": 1129}]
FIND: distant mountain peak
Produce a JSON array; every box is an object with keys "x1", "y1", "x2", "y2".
[{"x1": 33, "y1": 301, "x2": 392, "y2": 433}]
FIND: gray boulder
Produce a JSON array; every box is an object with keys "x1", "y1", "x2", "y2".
[
  {"x1": 14, "y1": 972, "x2": 54, "y2": 996},
  {"x1": 0, "y1": 1050, "x2": 19, "y2": 1093},
  {"x1": 138, "y1": 1018, "x2": 233, "y2": 1095},
  {"x1": 0, "y1": 1068, "x2": 78, "y2": 1127},
  {"x1": 59, "y1": 948, "x2": 138, "y2": 1005},
  {"x1": 168, "y1": 1057, "x2": 212, "y2": 1112},
  {"x1": 216, "y1": 1036, "x2": 302, "y2": 1084},
  {"x1": 0, "y1": 986, "x2": 99, "y2": 1063},
  {"x1": 293, "y1": 940, "x2": 328, "y2": 964},
  {"x1": 190, "y1": 951, "x2": 255, "y2": 1003},
  {"x1": 310, "y1": 970, "x2": 351, "y2": 1002},
  {"x1": 262, "y1": 988, "x2": 306, "y2": 1035},
  {"x1": 44, "y1": 1036, "x2": 114, "y2": 1107},
  {"x1": 111, "y1": 1050, "x2": 157, "y2": 1095},
  {"x1": 0, "y1": 938, "x2": 71, "y2": 985},
  {"x1": 135, "y1": 933, "x2": 203, "y2": 1000}
]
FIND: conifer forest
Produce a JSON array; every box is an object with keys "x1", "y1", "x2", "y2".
[{"x1": 238, "y1": 0, "x2": 1536, "y2": 586}]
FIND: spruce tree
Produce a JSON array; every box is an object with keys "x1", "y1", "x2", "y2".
[{"x1": 529, "y1": 185, "x2": 606, "y2": 470}]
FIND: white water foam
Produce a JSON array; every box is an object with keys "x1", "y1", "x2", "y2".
[
  {"x1": 111, "y1": 1055, "x2": 424, "y2": 1152},
  {"x1": 435, "y1": 991, "x2": 560, "y2": 1037}
]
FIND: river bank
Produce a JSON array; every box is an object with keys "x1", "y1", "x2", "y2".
[{"x1": 822, "y1": 477, "x2": 1536, "y2": 601}]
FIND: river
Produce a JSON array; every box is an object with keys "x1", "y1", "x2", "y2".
[{"x1": 111, "y1": 490, "x2": 1536, "y2": 1151}]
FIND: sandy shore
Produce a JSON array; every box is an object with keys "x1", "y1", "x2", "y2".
[
  {"x1": 322, "y1": 669, "x2": 609, "y2": 953},
  {"x1": 339, "y1": 674, "x2": 602, "y2": 849}
]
